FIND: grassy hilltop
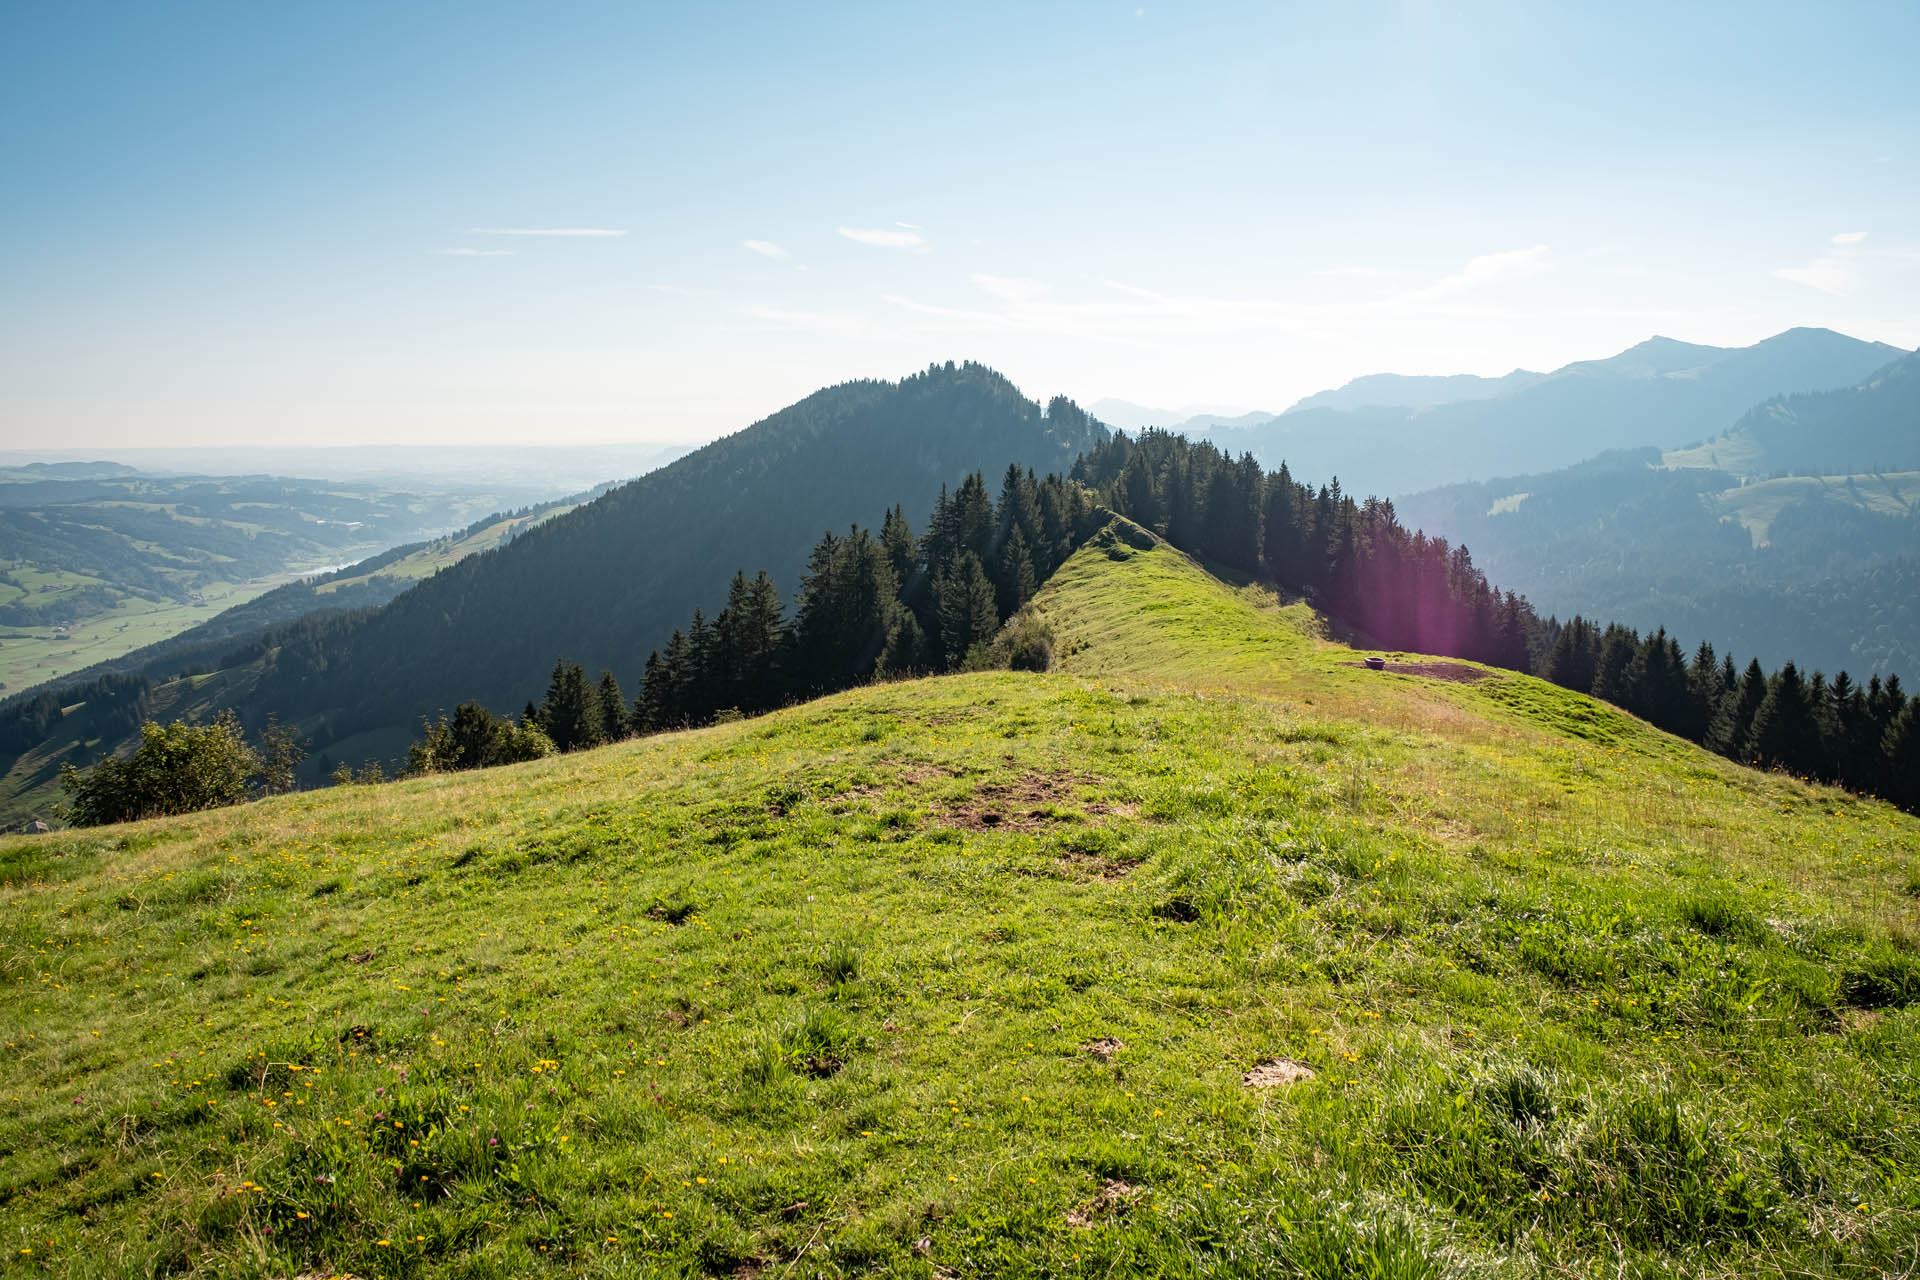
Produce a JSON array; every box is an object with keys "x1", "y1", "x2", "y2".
[{"x1": 2, "y1": 519, "x2": 1917, "y2": 1278}]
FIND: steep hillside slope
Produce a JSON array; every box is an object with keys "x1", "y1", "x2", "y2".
[
  {"x1": 1206, "y1": 328, "x2": 1899, "y2": 497},
  {"x1": 2, "y1": 522, "x2": 1915, "y2": 1277}
]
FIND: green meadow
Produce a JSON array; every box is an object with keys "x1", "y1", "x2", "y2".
[{"x1": 2, "y1": 525, "x2": 1916, "y2": 1277}]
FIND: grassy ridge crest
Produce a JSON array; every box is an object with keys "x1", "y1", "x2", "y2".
[{"x1": 1, "y1": 522, "x2": 1916, "y2": 1277}]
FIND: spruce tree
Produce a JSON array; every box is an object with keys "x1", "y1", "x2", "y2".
[
  {"x1": 1708, "y1": 659, "x2": 1769, "y2": 757},
  {"x1": 539, "y1": 659, "x2": 602, "y2": 753},
  {"x1": 1550, "y1": 617, "x2": 1599, "y2": 693},
  {"x1": 1882, "y1": 701, "x2": 1920, "y2": 811},
  {"x1": 936, "y1": 551, "x2": 998, "y2": 669},
  {"x1": 880, "y1": 506, "x2": 918, "y2": 591},
  {"x1": 1746, "y1": 661, "x2": 1816, "y2": 774},
  {"x1": 997, "y1": 525, "x2": 1038, "y2": 619},
  {"x1": 598, "y1": 670, "x2": 630, "y2": 742},
  {"x1": 633, "y1": 651, "x2": 667, "y2": 734}
]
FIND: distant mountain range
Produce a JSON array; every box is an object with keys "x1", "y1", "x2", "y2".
[
  {"x1": 1281, "y1": 368, "x2": 1545, "y2": 416},
  {"x1": 1665, "y1": 348, "x2": 1920, "y2": 478},
  {"x1": 1090, "y1": 328, "x2": 1899, "y2": 496},
  {"x1": 1201, "y1": 328, "x2": 1903, "y2": 496},
  {"x1": 1398, "y1": 348, "x2": 1920, "y2": 677}
]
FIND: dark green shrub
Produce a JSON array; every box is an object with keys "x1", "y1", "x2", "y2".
[{"x1": 59, "y1": 712, "x2": 258, "y2": 826}]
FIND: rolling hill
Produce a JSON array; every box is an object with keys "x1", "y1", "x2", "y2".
[
  {"x1": 1202, "y1": 328, "x2": 1901, "y2": 497},
  {"x1": 2, "y1": 517, "x2": 1915, "y2": 1277}
]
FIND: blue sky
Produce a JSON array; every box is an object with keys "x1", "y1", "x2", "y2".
[{"x1": 2, "y1": 0, "x2": 1916, "y2": 448}]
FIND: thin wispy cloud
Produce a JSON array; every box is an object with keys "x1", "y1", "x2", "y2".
[
  {"x1": 1408, "y1": 246, "x2": 1553, "y2": 303},
  {"x1": 437, "y1": 248, "x2": 514, "y2": 257},
  {"x1": 970, "y1": 273, "x2": 1049, "y2": 303},
  {"x1": 1774, "y1": 232, "x2": 1868, "y2": 295},
  {"x1": 743, "y1": 239, "x2": 790, "y2": 261},
  {"x1": 467, "y1": 227, "x2": 628, "y2": 238},
  {"x1": 838, "y1": 225, "x2": 926, "y2": 250}
]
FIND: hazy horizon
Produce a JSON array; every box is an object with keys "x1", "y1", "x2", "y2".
[{"x1": 4, "y1": 1, "x2": 1916, "y2": 451}]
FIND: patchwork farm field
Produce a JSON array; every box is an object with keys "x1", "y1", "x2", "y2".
[{"x1": 2, "y1": 530, "x2": 1916, "y2": 1277}]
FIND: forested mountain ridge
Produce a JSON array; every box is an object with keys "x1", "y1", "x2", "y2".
[
  {"x1": 1665, "y1": 347, "x2": 1920, "y2": 477},
  {"x1": 241, "y1": 363, "x2": 1107, "y2": 747},
  {"x1": 1400, "y1": 349, "x2": 1920, "y2": 676},
  {"x1": 1201, "y1": 327, "x2": 1900, "y2": 497}
]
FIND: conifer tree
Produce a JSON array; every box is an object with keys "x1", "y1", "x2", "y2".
[
  {"x1": 996, "y1": 463, "x2": 1040, "y2": 550},
  {"x1": 657, "y1": 629, "x2": 695, "y2": 728},
  {"x1": 1708, "y1": 659, "x2": 1769, "y2": 757},
  {"x1": 1261, "y1": 466, "x2": 1301, "y2": 586},
  {"x1": 1883, "y1": 701, "x2": 1920, "y2": 811},
  {"x1": 633, "y1": 650, "x2": 667, "y2": 734},
  {"x1": 880, "y1": 507, "x2": 919, "y2": 591},
  {"x1": 1684, "y1": 641, "x2": 1724, "y2": 742},
  {"x1": 877, "y1": 610, "x2": 928, "y2": 677},
  {"x1": 936, "y1": 551, "x2": 998, "y2": 669},
  {"x1": 951, "y1": 473, "x2": 995, "y2": 563},
  {"x1": 1746, "y1": 661, "x2": 1816, "y2": 773},
  {"x1": 1549, "y1": 617, "x2": 1600, "y2": 693},
  {"x1": 598, "y1": 670, "x2": 630, "y2": 742},
  {"x1": 1591, "y1": 626, "x2": 1639, "y2": 704},
  {"x1": 997, "y1": 525, "x2": 1038, "y2": 618},
  {"x1": 539, "y1": 659, "x2": 602, "y2": 753}
]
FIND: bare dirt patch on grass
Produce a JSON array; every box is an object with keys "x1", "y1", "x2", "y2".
[
  {"x1": 1343, "y1": 660, "x2": 1490, "y2": 683},
  {"x1": 1066, "y1": 1178, "x2": 1141, "y2": 1228},
  {"x1": 940, "y1": 769, "x2": 1096, "y2": 832},
  {"x1": 1242, "y1": 1058, "x2": 1316, "y2": 1088}
]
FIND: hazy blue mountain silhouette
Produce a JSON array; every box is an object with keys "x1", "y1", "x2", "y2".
[{"x1": 1202, "y1": 327, "x2": 1901, "y2": 495}]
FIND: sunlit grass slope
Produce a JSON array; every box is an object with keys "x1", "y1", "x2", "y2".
[{"x1": 3, "y1": 518, "x2": 1918, "y2": 1278}]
